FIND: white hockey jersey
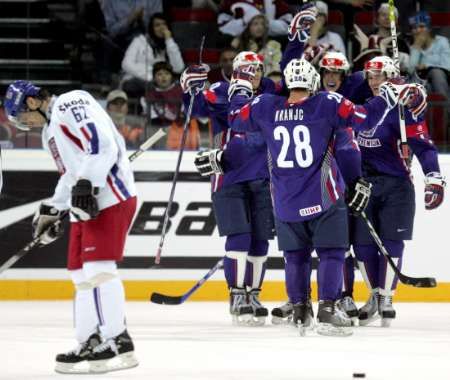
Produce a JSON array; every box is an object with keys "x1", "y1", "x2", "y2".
[{"x1": 43, "y1": 90, "x2": 136, "y2": 211}]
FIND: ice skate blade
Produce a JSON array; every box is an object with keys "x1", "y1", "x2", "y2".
[
  {"x1": 271, "y1": 315, "x2": 292, "y2": 325},
  {"x1": 55, "y1": 361, "x2": 90, "y2": 374},
  {"x1": 316, "y1": 323, "x2": 353, "y2": 337},
  {"x1": 358, "y1": 313, "x2": 380, "y2": 327},
  {"x1": 381, "y1": 318, "x2": 393, "y2": 328},
  {"x1": 351, "y1": 317, "x2": 359, "y2": 327},
  {"x1": 89, "y1": 352, "x2": 139, "y2": 373},
  {"x1": 297, "y1": 321, "x2": 314, "y2": 337},
  {"x1": 232, "y1": 313, "x2": 253, "y2": 326},
  {"x1": 250, "y1": 316, "x2": 266, "y2": 326}
]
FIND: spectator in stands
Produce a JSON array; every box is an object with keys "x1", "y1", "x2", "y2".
[
  {"x1": 353, "y1": 3, "x2": 409, "y2": 73},
  {"x1": 121, "y1": 13, "x2": 185, "y2": 98},
  {"x1": 408, "y1": 11, "x2": 450, "y2": 99},
  {"x1": 308, "y1": 1, "x2": 346, "y2": 55},
  {"x1": 141, "y1": 62, "x2": 200, "y2": 150},
  {"x1": 208, "y1": 47, "x2": 238, "y2": 83},
  {"x1": 231, "y1": 14, "x2": 282, "y2": 75},
  {"x1": 192, "y1": 0, "x2": 220, "y2": 12},
  {"x1": 328, "y1": 0, "x2": 373, "y2": 8},
  {"x1": 218, "y1": 0, "x2": 292, "y2": 38},
  {"x1": 106, "y1": 89, "x2": 143, "y2": 149}
]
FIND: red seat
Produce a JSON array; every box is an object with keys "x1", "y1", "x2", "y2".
[
  {"x1": 426, "y1": 93, "x2": 448, "y2": 145},
  {"x1": 328, "y1": 10, "x2": 344, "y2": 25},
  {"x1": 170, "y1": 8, "x2": 217, "y2": 23},
  {"x1": 429, "y1": 12, "x2": 450, "y2": 27},
  {"x1": 183, "y1": 49, "x2": 221, "y2": 64},
  {"x1": 354, "y1": 11, "x2": 374, "y2": 26}
]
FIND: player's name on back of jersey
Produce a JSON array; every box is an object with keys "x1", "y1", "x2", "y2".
[
  {"x1": 274, "y1": 107, "x2": 304, "y2": 122},
  {"x1": 58, "y1": 97, "x2": 91, "y2": 113}
]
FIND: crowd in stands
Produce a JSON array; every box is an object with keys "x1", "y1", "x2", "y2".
[{"x1": 0, "y1": 0, "x2": 449, "y2": 151}]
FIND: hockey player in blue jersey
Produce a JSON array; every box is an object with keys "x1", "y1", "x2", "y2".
[
  {"x1": 195, "y1": 58, "x2": 407, "y2": 336},
  {"x1": 181, "y1": 51, "x2": 278, "y2": 326},
  {"x1": 353, "y1": 56, "x2": 446, "y2": 327}
]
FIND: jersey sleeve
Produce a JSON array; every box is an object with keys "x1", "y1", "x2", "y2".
[
  {"x1": 59, "y1": 105, "x2": 119, "y2": 189},
  {"x1": 333, "y1": 123, "x2": 362, "y2": 185},
  {"x1": 228, "y1": 94, "x2": 265, "y2": 133},
  {"x1": 50, "y1": 172, "x2": 72, "y2": 210},
  {"x1": 405, "y1": 111, "x2": 440, "y2": 175},
  {"x1": 185, "y1": 82, "x2": 230, "y2": 118}
]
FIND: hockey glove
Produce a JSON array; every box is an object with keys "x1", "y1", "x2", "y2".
[
  {"x1": 399, "y1": 83, "x2": 427, "y2": 119},
  {"x1": 228, "y1": 65, "x2": 255, "y2": 101},
  {"x1": 71, "y1": 179, "x2": 99, "y2": 221},
  {"x1": 194, "y1": 149, "x2": 225, "y2": 176},
  {"x1": 288, "y1": 4, "x2": 318, "y2": 42},
  {"x1": 180, "y1": 64, "x2": 210, "y2": 96},
  {"x1": 346, "y1": 178, "x2": 372, "y2": 216},
  {"x1": 32, "y1": 203, "x2": 64, "y2": 246},
  {"x1": 378, "y1": 81, "x2": 401, "y2": 110},
  {"x1": 424, "y1": 172, "x2": 446, "y2": 210}
]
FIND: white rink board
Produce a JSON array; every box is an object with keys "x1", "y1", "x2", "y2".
[{"x1": 2, "y1": 149, "x2": 450, "y2": 280}]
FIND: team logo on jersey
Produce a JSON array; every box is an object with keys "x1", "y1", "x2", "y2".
[{"x1": 299, "y1": 205, "x2": 322, "y2": 217}]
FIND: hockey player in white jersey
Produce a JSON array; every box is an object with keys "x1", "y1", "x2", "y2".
[{"x1": 4, "y1": 80, "x2": 138, "y2": 374}]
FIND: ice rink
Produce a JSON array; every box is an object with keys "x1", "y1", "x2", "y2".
[{"x1": 1, "y1": 301, "x2": 450, "y2": 380}]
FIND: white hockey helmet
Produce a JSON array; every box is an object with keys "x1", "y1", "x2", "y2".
[
  {"x1": 232, "y1": 51, "x2": 264, "y2": 72},
  {"x1": 283, "y1": 58, "x2": 321, "y2": 92},
  {"x1": 364, "y1": 55, "x2": 399, "y2": 79},
  {"x1": 319, "y1": 51, "x2": 350, "y2": 73}
]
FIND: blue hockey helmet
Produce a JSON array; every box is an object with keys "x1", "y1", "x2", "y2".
[{"x1": 4, "y1": 80, "x2": 41, "y2": 130}]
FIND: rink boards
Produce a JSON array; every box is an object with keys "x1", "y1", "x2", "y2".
[{"x1": 1, "y1": 149, "x2": 450, "y2": 301}]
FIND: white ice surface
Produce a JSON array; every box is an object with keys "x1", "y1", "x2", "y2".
[{"x1": 1, "y1": 301, "x2": 450, "y2": 380}]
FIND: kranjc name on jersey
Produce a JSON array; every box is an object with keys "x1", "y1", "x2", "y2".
[
  {"x1": 357, "y1": 104, "x2": 440, "y2": 178},
  {"x1": 43, "y1": 90, "x2": 136, "y2": 211},
  {"x1": 185, "y1": 77, "x2": 278, "y2": 191},
  {"x1": 229, "y1": 91, "x2": 390, "y2": 223}
]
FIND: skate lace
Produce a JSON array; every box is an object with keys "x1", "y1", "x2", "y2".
[
  {"x1": 279, "y1": 302, "x2": 293, "y2": 312},
  {"x1": 93, "y1": 339, "x2": 117, "y2": 354},
  {"x1": 361, "y1": 293, "x2": 378, "y2": 312},
  {"x1": 249, "y1": 292, "x2": 263, "y2": 308},
  {"x1": 379, "y1": 295, "x2": 393, "y2": 308},
  {"x1": 341, "y1": 296, "x2": 356, "y2": 310},
  {"x1": 231, "y1": 293, "x2": 246, "y2": 309}
]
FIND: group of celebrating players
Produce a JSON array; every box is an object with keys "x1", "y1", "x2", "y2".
[
  {"x1": 183, "y1": 3, "x2": 446, "y2": 336},
  {"x1": 0, "y1": 2, "x2": 446, "y2": 375}
]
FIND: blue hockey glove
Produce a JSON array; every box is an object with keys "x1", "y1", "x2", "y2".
[
  {"x1": 288, "y1": 4, "x2": 318, "y2": 42},
  {"x1": 424, "y1": 172, "x2": 445, "y2": 210},
  {"x1": 347, "y1": 178, "x2": 372, "y2": 216},
  {"x1": 32, "y1": 203, "x2": 64, "y2": 246},
  {"x1": 180, "y1": 64, "x2": 210, "y2": 96},
  {"x1": 71, "y1": 179, "x2": 99, "y2": 221},
  {"x1": 228, "y1": 65, "x2": 255, "y2": 100},
  {"x1": 194, "y1": 149, "x2": 224, "y2": 176}
]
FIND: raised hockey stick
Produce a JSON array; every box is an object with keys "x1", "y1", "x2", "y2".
[
  {"x1": 360, "y1": 211, "x2": 436, "y2": 288},
  {"x1": 388, "y1": 0, "x2": 409, "y2": 160},
  {"x1": 150, "y1": 259, "x2": 223, "y2": 305},
  {"x1": 154, "y1": 35, "x2": 206, "y2": 265},
  {"x1": 0, "y1": 128, "x2": 166, "y2": 275}
]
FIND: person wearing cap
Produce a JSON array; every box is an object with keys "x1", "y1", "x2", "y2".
[
  {"x1": 3, "y1": 81, "x2": 139, "y2": 373},
  {"x1": 106, "y1": 89, "x2": 143, "y2": 149},
  {"x1": 308, "y1": 1, "x2": 346, "y2": 56},
  {"x1": 408, "y1": 11, "x2": 450, "y2": 99}
]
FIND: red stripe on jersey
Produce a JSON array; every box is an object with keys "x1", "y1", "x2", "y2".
[
  {"x1": 338, "y1": 99, "x2": 355, "y2": 119},
  {"x1": 80, "y1": 126, "x2": 91, "y2": 141},
  {"x1": 406, "y1": 121, "x2": 429, "y2": 138},
  {"x1": 204, "y1": 89, "x2": 217, "y2": 104},
  {"x1": 107, "y1": 176, "x2": 124, "y2": 202},
  {"x1": 60, "y1": 124, "x2": 83, "y2": 150},
  {"x1": 240, "y1": 103, "x2": 250, "y2": 120},
  {"x1": 326, "y1": 177, "x2": 337, "y2": 203}
]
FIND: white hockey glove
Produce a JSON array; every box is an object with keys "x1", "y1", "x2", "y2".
[
  {"x1": 32, "y1": 203, "x2": 64, "y2": 246},
  {"x1": 194, "y1": 149, "x2": 225, "y2": 176},
  {"x1": 346, "y1": 178, "x2": 372, "y2": 216},
  {"x1": 378, "y1": 81, "x2": 402, "y2": 110},
  {"x1": 71, "y1": 179, "x2": 99, "y2": 221},
  {"x1": 228, "y1": 65, "x2": 255, "y2": 101},
  {"x1": 180, "y1": 64, "x2": 210, "y2": 96},
  {"x1": 288, "y1": 4, "x2": 318, "y2": 42},
  {"x1": 424, "y1": 172, "x2": 446, "y2": 210}
]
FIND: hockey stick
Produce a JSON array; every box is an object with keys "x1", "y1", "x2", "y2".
[
  {"x1": 150, "y1": 259, "x2": 223, "y2": 305},
  {"x1": 154, "y1": 35, "x2": 206, "y2": 265},
  {"x1": 0, "y1": 128, "x2": 166, "y2": 275},
  {"x1": 388, "y1": 0, "x2": 409, "y2": 160},
  {"x1": 360, "y1": 211, "x2": 436, "y2": 288}
]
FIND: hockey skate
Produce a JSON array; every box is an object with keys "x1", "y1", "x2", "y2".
[
  {"x1": 248, "y1": 288, "x2": 268, "y2": 326},
  {"x1": 229, "y1": 287, "x2": 253, "y2": 326},
  {"x1": 339, "y1": 296, "x2": 359, "y2": 325},
  {"x1": 378, "y1": 294, "x2": 396, "y2": 327},
  {"x1": 88, "y1": 330, "x2": 138, "y2": 373},
  {"x1": 293, "y1": 300, "x2": 315, "y2": 336},
  {"x1": 271, "y1": 301, "x2": 294, "y2": 325},
  {"x1": 316, "y1": 300, "x2": 353, "y2": 337},
  {"x1": 358, "y1": 291, "x2": 380, "y2": 326},
  {"x1": 54, "y1": 333, "x2": 101, "y2": 374}
]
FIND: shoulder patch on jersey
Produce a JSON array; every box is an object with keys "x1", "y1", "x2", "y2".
[
  {"x1": 204, "y1": 89, "x2": 218, "y2": 104},
  {"x1": 406, "y1": 121, "x2": 429, "y2": 138}
]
